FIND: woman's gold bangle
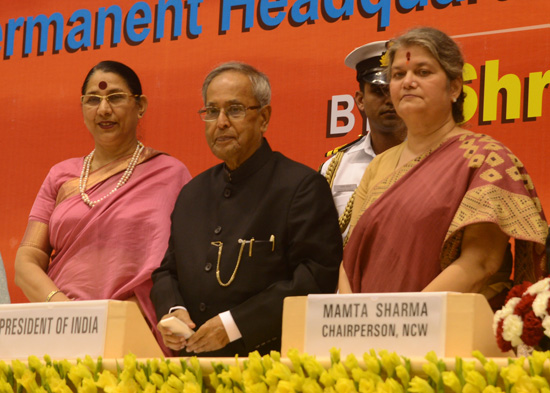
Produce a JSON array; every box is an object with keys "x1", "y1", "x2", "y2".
[{"x1": 46, "y1": 290, "x2": 62, "y2": 302}]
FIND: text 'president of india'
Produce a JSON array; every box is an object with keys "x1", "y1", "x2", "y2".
[{"x1": 150, "y1": 62, "x2": 342, "y2": 357}]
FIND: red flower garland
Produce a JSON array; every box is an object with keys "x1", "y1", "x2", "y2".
[
  {"x1": 505, "y1": 281, "x2": 532, "y2": 304},
  {"x1": 520, "y1": 310, "x2": 544, "y2": 346},
  {"x1": 493, "y1": 277, "x2": 550, "y2": 352},
  {"x1": 496, "y1": 319, "x2": 512, "y2": 352}
]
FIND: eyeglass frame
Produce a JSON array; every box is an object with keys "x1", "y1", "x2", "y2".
[
  {"x1": 197, "y1": 104, "x2": 262, "y2": 122},
  {"x1": 80, "y1": 92, "x2": 141, "y2": 108}
]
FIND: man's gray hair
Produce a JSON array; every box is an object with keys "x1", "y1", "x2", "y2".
[{"x1": 202, "y1": 62, "x2": 271, "y2": 107}]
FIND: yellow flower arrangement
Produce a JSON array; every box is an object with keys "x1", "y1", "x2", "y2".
[{"x1": 0, "y1": 348, "x2": 548, "y2": 392}]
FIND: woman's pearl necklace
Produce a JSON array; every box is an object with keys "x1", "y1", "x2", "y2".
[{"x1": 79, "y1": 141, "x2": 144, "y2": 208}]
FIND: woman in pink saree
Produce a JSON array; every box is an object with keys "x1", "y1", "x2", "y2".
[
  {"x1": 14, "y1": 61, "x2": 191, "y2": 354},
  {"x1": 339, "y1": 28, "x2": 547, "y2": 307}
]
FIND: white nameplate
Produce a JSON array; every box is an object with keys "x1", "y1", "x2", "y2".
[
  {"x1": 0, "y1": 300, "x2": 109, "y2": 359},
  {"x1": 305, "y1": 293, "x2": 447, "y2": 357}
]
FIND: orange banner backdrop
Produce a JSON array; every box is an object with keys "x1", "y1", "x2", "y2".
[{"x1": 1, "y1": 0, "x2": 549, "y2": 303}]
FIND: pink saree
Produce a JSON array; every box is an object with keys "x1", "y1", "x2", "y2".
[
  {"x1": 344, "y1": 133, "x2": 548, "y2": 298},
  {"x1": 27, "y1": 148, "x2": 191, "y2": 354}
]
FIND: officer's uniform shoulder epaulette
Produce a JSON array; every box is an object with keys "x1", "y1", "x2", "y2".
[{"x1": 324, "y1": 134, "x2": 365, "y2": 158}]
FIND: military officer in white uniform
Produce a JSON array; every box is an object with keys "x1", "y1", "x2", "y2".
[{"x1": 320, "y1": 40, "x2": 406, "y2": 239}]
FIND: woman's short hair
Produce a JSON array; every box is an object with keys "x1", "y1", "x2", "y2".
[
  {"x1": 386, "y1": 27, "x2": 465, "y2": 124},
  {"x1": 202, "y1": 62, "x2": 271, "y2": 107},
  {"x1": 81, "y1": 61, "x2": 143, "y2": 97}
]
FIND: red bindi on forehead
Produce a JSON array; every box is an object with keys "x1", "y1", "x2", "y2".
[
  {"x1": 98, "y1": 81, "x2": 107, "y2": 90},
  {"x1": 406, "y1": 51, "x2": 411, "y2": 64}
]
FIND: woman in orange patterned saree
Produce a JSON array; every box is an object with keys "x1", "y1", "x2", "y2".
[{"x1": 339, "y1": 27, "x2": 547, "y2": 308}]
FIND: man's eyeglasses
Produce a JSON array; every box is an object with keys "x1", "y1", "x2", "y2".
[
  {"x1": 81, "y1": 92, "x2": 140, "y2": 108},
  {"x1": 198, "y1": 104, "x2": 261, "y2": 121}
]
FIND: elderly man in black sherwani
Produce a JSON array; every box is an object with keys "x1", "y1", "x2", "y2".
[{"x1": 151, "y1": 62, "x2": 342, "y2": 357}]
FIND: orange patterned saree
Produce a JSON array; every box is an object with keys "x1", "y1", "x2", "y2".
[{"x1": 343, "y1": 133, "x2": 548, "y2": 301}]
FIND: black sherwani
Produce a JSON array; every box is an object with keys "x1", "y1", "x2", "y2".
[{"x1": 151, "y1": 139, "x2": 342, "y2": 356}]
